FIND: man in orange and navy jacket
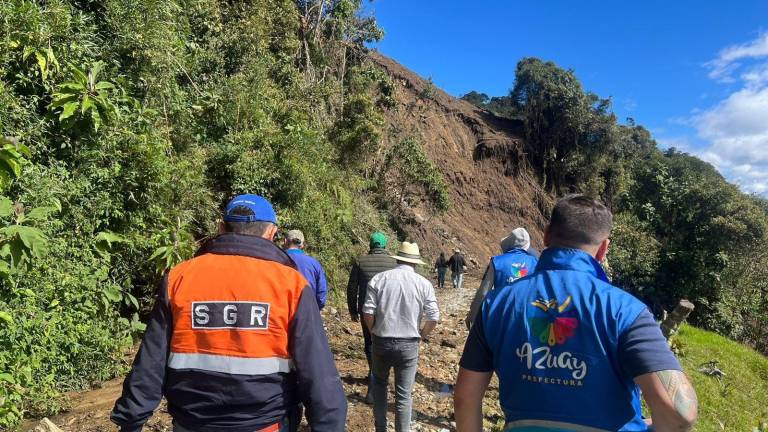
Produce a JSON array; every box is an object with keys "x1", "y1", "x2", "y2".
[{"x1": 111, "y1": 194, "x2": 347, "y2": 432}]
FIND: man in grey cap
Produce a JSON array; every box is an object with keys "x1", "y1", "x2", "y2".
[
  {"x1": 284, "y1": 229, "x2": 329, "y2": 310},
  {"x1": 465, "y1": 227, "x2": 539, "y2": 329}
]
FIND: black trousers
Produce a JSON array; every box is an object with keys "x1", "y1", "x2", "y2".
[{"x1": 362, "y1": 320, "x2": 373, "y2": 372}]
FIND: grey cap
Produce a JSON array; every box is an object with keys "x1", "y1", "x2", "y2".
[
  {"x1": 286, "y1": 229, "x2": 305, "y2": 246},
  {"x1": 500, "y1": 227, "x2": 531, "y2": 252}
]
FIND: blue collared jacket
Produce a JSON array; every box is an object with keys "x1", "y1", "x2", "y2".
[
  {"x1": 286, "y1": 249, "x2": 328, "y2": 310},
  {"x1": 482, "y1": 248, "x2": 649, "y2": 431}
]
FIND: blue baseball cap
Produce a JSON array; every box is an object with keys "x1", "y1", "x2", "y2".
[{"x1": 223, "y1": 194, "x2": 277, "y2": 224}]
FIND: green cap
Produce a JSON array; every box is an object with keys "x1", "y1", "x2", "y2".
[{"x1": 370, "y1": 231, "x2": 388, "y2": 249}]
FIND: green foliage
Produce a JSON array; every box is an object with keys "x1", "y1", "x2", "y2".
[
  {"x1": 507, "y1": 58, "x2": 656, "y2": 204},
  {"x1": 0, "y1": 198, "x2": 59, "y2": 278},
  {"x1": 380, "y1": 137, "x2": 450, "y2": 219},
  {"x1": 608, "y1": 212, "x2": 661, "y2": 298},
  {"x1": 50, "y1": 62, "x2": 121, "y2": 132},
  {"x1": 419, "y1": 77, "x2": 437, "y2": 101},
  {"x1": 0, "y1": 136, "x2": 30, "y2": 190},
  {"x1": 460, "y1": 90, "x2": 489, "y2": 106},
  {"x1": 460, "y1": 91, "x2": 520, "y2": 119},
  {"x1": 0, "y1": 0, "x2": 390, "y2": 425},
  {"x1": 617, "y1": 152, "x2": 768, "y2": 329},
  {"x1": 331, "y1": 64, "x2": 389, "y2": 167}
]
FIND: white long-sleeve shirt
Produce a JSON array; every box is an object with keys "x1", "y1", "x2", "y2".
[{"x1": 362, "y1": 264, "x2": 440, "y2": 338}]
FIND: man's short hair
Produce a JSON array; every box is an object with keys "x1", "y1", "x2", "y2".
[
  {"x1": 548, "y1": 194, "x2": 613, "y2": 247},
  {"x1": 224, "y1": 206, "x2": 274, "y2": 236}
]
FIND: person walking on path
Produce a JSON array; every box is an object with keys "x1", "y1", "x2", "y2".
[
  {"x1": 434, "y1": 252, "x2": 448, "y2": 289},
  {"x1": 111, "y1": 194, "x2": 347, "y2": 432},
  {"x1": 465, "y1": 228, "x2": 539, "y2": 329},
  {"x1": 454, "y1": 195, "x2": 697, "y2": 432},
  {"x1": 346, "y1": 231, "x2": 397, "y2": 402},
  {"x1": 446, "y1": 248, "x2": 466, "y2": 289},
  {"x1": 363, "y1": 241, "x2": 440, "y2": 432},
  {"x1": 284, "y1": 229, "x2": 328, "y2": 310}
]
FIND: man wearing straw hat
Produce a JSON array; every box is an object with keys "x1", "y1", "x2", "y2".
[{"x1": 363, "y1": 241, "x2": 440, "y2": 432}]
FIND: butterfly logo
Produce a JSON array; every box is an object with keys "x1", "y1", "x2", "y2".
[{"x1": 529, "y1": 295, "x2": 579, "y2": 347}]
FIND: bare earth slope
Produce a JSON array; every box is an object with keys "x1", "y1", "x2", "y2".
[{"x1": 368, "y1": 51, "x2": 552, "y2": 270}]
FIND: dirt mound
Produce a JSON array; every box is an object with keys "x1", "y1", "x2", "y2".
[{"x1": 368, "y1": 51, "x2": 552, "y2": 271}]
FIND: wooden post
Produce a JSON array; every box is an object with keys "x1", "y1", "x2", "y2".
[{"x1": 661, "y1": 300, "x2": 695, "y2": 339}]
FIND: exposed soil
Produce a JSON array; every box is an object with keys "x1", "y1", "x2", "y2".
[
  {"x1": 23, "y1": 277, "x2": 505, "y2": 432},
  {"x1": 367, "y1": 51, "x2": 553, "y2": 271}
]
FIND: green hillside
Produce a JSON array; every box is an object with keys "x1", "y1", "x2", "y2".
[{"x1": 674, "y1": 325, "x2": 768, "y2": 431}]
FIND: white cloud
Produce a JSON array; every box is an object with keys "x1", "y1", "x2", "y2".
[
  {"x1": 691, "y1": 33, "x2": 768, "y2": 195},
  {"x1": 741, "y1": 62, "x2": 768, "y2": 88},
  {"x1": 705, "y1": 32, "x2": 768, "y2": 82}
]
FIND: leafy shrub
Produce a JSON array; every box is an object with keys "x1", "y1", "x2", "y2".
[
  {"x1": 609, "y1": 212, "x2": 661, "y2": 303},
  {"x1": 379, "y1": 137, "x2": 451, "y2": 219}
]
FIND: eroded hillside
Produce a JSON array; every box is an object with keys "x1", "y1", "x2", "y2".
[{"x1": 368, "y1": 51, "x2": 553, "y2": 269}]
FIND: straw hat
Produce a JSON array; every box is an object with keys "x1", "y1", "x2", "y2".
[{"x1": 393, "y1": 241, "x2": 426, "y2": 265}]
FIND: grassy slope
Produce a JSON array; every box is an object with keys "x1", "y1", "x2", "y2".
[{"x1": 674, "y1": 325, "x2": 768, "y2": 431}]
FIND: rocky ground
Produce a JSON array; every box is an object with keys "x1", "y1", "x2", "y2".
[{"x1": 24, "y1": 276, "x2": 505, "y2": 432}]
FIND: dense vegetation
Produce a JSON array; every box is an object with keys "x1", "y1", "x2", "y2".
[
  {"x1": 0, "y1": 0, "x2": 430, "y2": 426},
  {"x1": 463, "y1": 58, "x2": 768, "y2": 357}
]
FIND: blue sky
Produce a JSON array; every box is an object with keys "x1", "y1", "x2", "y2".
[{"x1": 366, "y1": 1, "x2": 768, "y2": 195}]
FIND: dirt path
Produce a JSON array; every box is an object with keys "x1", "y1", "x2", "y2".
[{"x1": 24, "y1": 276, "x2": 504, "y2": 432}]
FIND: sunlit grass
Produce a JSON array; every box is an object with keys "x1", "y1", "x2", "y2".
[{"x1": 674, "y1": 325, "x2": 768, "y2": 431}]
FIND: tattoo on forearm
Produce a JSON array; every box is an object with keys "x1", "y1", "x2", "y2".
[{"x1": 656, "y1": 370, "x2": 698, "y2": 422}]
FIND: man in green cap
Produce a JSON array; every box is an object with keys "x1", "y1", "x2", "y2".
[{"x1": 347, "y1": 231, "x2": 397, "y2": 402}]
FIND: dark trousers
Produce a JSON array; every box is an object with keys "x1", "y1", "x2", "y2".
[
  {"x1": 173, "y1": 407, "x2": 299, "y2": 432},
  {"x1": 362, "y1": 320, "x2": 373, "y2": 371},
  {"x1": 437, "y1": 267, "x2": 447, "y2": 288}
]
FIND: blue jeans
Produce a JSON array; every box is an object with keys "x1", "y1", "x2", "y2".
[
  {"x1": 452, "y1": 271, "x2": 464, "y2": 289},
  {"x1": 437, "y1": 267, "x2": 447, "y2": 288},
  {"x1": 371, "y1": 337, "x2": 420, "y2": 432}
]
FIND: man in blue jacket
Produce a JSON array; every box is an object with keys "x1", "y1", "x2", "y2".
[
  {"x1": 465, "y1": 227, "x2": 539, "y2": 329},
  {"x1": 455, "y1": 194, "x2": 697, "y2": 431},
  {"x1": 284, "y1": 229, "x2": 328, "y2": 310}
]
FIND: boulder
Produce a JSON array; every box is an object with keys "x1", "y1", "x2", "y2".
[{"x1": 34, "y1": 418, "x2": 64, "y2": 432}]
